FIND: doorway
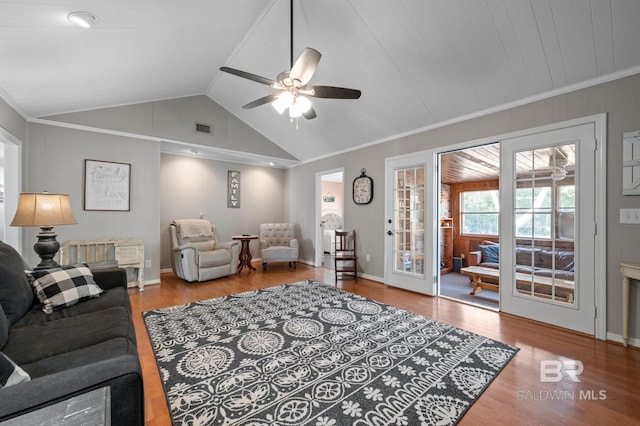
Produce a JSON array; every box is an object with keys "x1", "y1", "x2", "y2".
[
  {"x1": 0, "y1": 131, "x2": 21, "y2": 250},
  {"x1": 315, "y1": 169, "x2": 344, "y2": 269},
  {"x1": 383, "y1": 115, "x2": 606, "y2": 338},
  {"x1": 438, "y1": 143, "x2": 501, "y2": 310}
]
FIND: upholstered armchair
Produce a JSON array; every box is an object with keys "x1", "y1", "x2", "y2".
[
  {"x1": 259, "y1": 223, "x2": 299, "y2": 271},
  {"x1": 170, "y1": 219, "x2": 240, "y2": 282}
]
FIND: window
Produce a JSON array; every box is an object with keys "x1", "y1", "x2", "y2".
[
  {"x1": 461, "y1": 190, "x2": 499, "y2": 235},
  {"x1": 514, "y1": 184, "x2": 575, "y2": 239}
]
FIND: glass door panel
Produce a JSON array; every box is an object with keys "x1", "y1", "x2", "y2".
[
  {"x1": 513, "y1": 145, "x2": 575, "y2": 305},
  {"x1": 393, "y1": 167, "x2": 425, "y2": 276}
]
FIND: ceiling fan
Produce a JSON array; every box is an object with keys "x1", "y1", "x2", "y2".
[
  {"x1": 219, "y1": 0, "x2": 361, "y2": 121},
  {"x1": 528, "y1": 148, "x2": 575, "y2": 181}
]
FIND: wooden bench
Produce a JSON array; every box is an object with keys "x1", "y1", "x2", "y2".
[
  {"x1": 460, "y1": 266, "x2": 575, "y2": 303},
  {"x1": 460, "y1": 266, "x2": 500, "y2": 295}
]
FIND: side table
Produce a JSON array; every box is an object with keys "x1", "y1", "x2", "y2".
[
  {"x1": 1, "y1": 386, "x2": 110, "y2": 425},
  {"x1": 620, "y1": 262, "x2": 640, "y2": 347},
  {"x1": 232, "y1": 235, "x2": 258, "y2": 273}
]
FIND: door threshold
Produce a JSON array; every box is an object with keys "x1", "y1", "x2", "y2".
[{"x1": 438, "y1": 294, "x2": 500, "y2": 312}]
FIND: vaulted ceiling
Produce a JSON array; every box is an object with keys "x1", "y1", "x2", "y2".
[{"x1": 2, "y1": 0, "x2": 640, "y2": 164}]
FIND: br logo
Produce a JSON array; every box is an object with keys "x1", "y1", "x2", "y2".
[{"x1": 540, "y1": 360, "x2": 583, "y2": 382}]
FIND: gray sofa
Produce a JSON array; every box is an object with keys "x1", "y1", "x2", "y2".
[
  {"x1": 468, "y1": 242, "x2": 575, "y2": 301},
  {"x1": 469, "y1": 243, "x2": 575, "y2": 281},
  {"x1": 0, "y1": 241, "x2": 143, "y2": 424}
]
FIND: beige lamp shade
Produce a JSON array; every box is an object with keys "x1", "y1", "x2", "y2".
[{"x1": 10, "y1": 193, "x2": 78, "y2": 227}]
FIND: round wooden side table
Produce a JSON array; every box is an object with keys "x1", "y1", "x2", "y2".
[{"x1": 232, "y1": 235, "x2": 258, "y2": 273}]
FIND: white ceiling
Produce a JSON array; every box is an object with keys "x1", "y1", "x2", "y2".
[{"x1": 2, "y1": 0, "x2": 640, "y2": 164}]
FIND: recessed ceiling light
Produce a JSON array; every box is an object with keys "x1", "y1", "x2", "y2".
[{"x1": 68, "y1": 11, "x2": 97, "y2": 29}]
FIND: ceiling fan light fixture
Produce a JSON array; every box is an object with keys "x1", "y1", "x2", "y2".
[
  {"x1": 68, "y1": 11, "x2": 97, "y2": 29},
  {"x1": 289, "y1": 102, "x2": 303, "y2": 118},
  {"x1": 288, "y1": 96, "x2": 312, "y2": 118},
  {"x1": 272, "y1": 92, "x2": 294, "y2": 114},
  {"x1": 296, "y1": 96, "x2": 312, "y2": 112}
]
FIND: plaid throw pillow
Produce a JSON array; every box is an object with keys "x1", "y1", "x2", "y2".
[
  {"x1": 30, "y1": 265, "x2": 103, "y2": 314},
  {"x1": 0, "y1": 351, "x2": 30, "y2": 388}
]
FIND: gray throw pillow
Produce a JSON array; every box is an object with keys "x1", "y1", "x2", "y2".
[{"x1": 0, "y1": 242, "x2": 34, "y2": 324}]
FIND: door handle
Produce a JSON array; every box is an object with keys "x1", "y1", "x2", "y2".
[{"x1": 387, "y1": 230, "x2": 393, "y2": 236}]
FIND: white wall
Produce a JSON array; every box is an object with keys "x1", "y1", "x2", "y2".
[{"x1": 160, "y1": 153, "x2": 285, "y2": 270}]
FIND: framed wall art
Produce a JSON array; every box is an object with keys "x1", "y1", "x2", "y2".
[
  {"x1": 228, "y1": 170, "x2": 241, "y2": 208},
  {"x1": 623, "y1": 130, "x2": 640, "y2": 195},
  {"x1": 84, "y1": 159, "x2": 131, "y2": 211}
]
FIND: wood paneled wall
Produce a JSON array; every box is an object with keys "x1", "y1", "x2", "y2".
[{"x1": 449, "y1": 180, "x2": 499, "y2": 263}]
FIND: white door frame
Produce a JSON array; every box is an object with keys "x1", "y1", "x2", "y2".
[
  {"x1": 0, "y1": 126, "x2": 22, "y2": 251},
  {"x1": 383, "y1": 114, "x2": 606, "y2": 339},
  {"x1": 315, "y1": 167, "x2": 344, "y2": 267}
]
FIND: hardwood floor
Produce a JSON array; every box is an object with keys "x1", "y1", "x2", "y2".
[{"x1": 128, "y1": 264, "x2": 640, "y2": 425}]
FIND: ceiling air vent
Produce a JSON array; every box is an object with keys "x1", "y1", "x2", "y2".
[{"x1": 195, "y1": 123, "x2": 212, "y2": 134}]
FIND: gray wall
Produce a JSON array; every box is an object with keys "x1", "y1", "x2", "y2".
[
  {"x1": 20, "y1": 95, "x2": 294, "y2": 281},
  {"x1": 24, "y1": 123, "x2": 161, "y2": 280},
  {"x1": 6, "y1": 71, "x2": 640, "y2": 342},
  {"x1": 45, "y1": 95, "x2": 295, "y2": 160},
  {"x1": 0, "y1": 97, "x2": 26, "y2": 142},
  {"x1": 160, "y1": 153, "x2": 285, "y2": 270},
  {"x1": 286, "y1": 73, "x2": 640, "y2": 342}
]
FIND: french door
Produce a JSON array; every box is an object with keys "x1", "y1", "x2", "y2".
[
  {"x1": 500, "y1": 123, "x2": 597, "y2": 335},
  {"x1": 384, "y1": 154, "x2": 436, "y2": 295}
]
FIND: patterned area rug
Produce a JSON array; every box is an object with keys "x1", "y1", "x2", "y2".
[{"x1": 143, "y1": 280, "x2": 518, "y2": 425}]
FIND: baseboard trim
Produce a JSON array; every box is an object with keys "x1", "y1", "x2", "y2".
[{"x1": 606, "y1": 332, "x2": 639, "y2": 348}]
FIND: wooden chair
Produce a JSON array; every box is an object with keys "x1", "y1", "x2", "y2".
[{"x1": 334, "y1": 230, "x2": 358, "y2": 282}]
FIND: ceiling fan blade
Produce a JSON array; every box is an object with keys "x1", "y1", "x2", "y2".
[
  {"x1": 309, "y1": 85, "x2": 361, "y2": 99},
  {"x1": 220, "y1": 66, "x2": 279, "y2": 87},
  {"x1": 242, "y1": 94, "x2": 280, "y2": 109},
  {"x1": 303, "y1": 106, "x2": 317, "y2": 120},
  {"x1": 290, "y1": 48, "x2": 321, "y2": 85}
]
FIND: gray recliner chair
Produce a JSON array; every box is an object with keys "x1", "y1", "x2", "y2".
[
  {"x1": 259, "y1": 223, "x2": 299, "y2": 271},
  {"x1": 170, "y1": 219, "x2": 240, "y2": 282}
]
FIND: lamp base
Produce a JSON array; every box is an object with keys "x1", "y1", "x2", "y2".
[{"x1": 33, "y1": 226, "x2": 61, "y2": 270}]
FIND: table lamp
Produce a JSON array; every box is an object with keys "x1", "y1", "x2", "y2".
[{"x1": 10, "y1": 192, "x2": 77, "y2": 270}]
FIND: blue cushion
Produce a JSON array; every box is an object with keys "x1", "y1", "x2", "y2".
[
  {"x1": 0, "y1": 242, "x2": 34, "y2": 324},
  {"x1": 479, "y1": 244, "x2": 500, "y2": 264}
]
